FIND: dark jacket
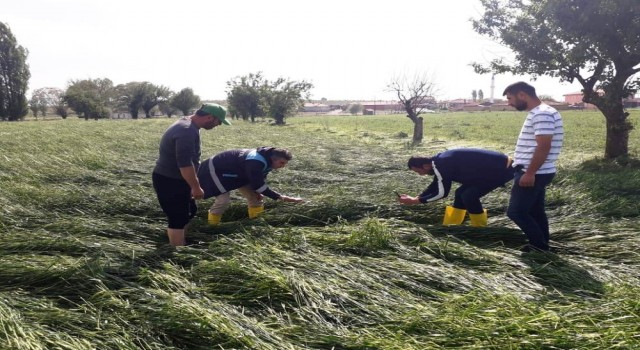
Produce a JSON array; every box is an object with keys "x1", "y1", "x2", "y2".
[
  {"x1": 197, "y1": 147, "x2": 281, "y2": 200},
  {"x1": 419, "y1": 148, "x2": 514, "y2": 203}
]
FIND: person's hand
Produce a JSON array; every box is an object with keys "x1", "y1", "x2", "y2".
[
  {"x1": 254, "y1": 193, "x2": 264, "y2": 201},
  {"x1": 280, "y1": 195, "x2": 304, "y2": 203},
  {"x1": 398, "y1": 195, "x2": 420, "y2": 205},
  {"x1": 191, "y1": 186, "x2": 205, "y2": 200},
  {"x1": 519, "y1": 172, "x2": 536, "y2": 187}
]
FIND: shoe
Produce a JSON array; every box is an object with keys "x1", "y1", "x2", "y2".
[
  {"x1": 248, "y1": 206, "x2": 264, "y2": 219},
  {"x1": 208, "y1": 212, "x2": 222, "y2": 225},
  {"x1": 442, "y1": 206, "x2": 466, "y2": 225},
  {"x1": 469, "y1": 209, "x2": 488, "y2": 227}
]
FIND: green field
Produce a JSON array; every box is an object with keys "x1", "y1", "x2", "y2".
[{"x1": 1, "y1": 110, "x2": 639, "y2": 349}]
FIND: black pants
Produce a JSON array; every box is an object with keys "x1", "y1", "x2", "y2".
[
  {"x1": 507, "y1": 171, "x2": 555, "y2": 251},
  {"x1": 152, "y1": 172, "x2": 197, "y2": 229},
  {"x1": 453, "y1": 184, "x2": 502, "y2": 214},
  {"x1": 452, "y1": 167, "x2": 515, "y2": 214}
]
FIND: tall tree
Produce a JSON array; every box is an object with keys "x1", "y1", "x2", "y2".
[
  {"x1": 29, "y1": 93, "x2": 45, "y2": 119},
  {"x1": 472, "y1": 89, "x2": 477, "y2": 101},
  {"x1": 0, "y1": 22, "x2": 30, "y2": 121},
  {"x1": 48, "y1": 87, "x2": 68, "y2": 119},
  {"x1": 64, "y1": 78, "x2": 114, "y2": 120},
  {"x1": 478, "y1": 89, "x2": 484, "y2": 102},
  {"x1": 387, "y1": 72, "x2": 438, "y2": 143},
  {"x1": 264, "y1": 77, "x2": 313, "y2": 125},
  {"x1": 158, "y1": 90, "x2": 178, "y2": 118},
  {"x1": 114, "y1": 82, "x2": 146, "y2": 119},
  {"x1": 170, "y1": 88, "x2": 200, "y2": 116},
  {"x1": 141, "y1": 83, "x2": 171, "y2": 118},
  {"x1": 29, "y1": 87, "x2": 64, "y2": 119},
  {"x1": 473, "y1": 0, "x2": 640, "y2": 158},
  {"x1": 226, "y1": 72, "x2": 266, "y2": 122}
]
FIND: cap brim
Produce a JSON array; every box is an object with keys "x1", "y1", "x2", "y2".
[{"x1": 221, "y1": 118, "x2": 231, "y2": 125}]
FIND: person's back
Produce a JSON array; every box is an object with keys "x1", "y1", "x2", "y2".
[
  {"x1": 434, "y1": 148, "x2": 512, "y2": 186},
  {"x1": 197, "y1": 147, "x2": 303, "y2": 225},
  {"x1": 153, "y1": 117, "x2": 200, "y2": 179}
]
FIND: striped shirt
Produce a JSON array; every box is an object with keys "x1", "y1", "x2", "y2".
[{"x1": 514, "y1": 103, "x2": 564, "y2": 174}]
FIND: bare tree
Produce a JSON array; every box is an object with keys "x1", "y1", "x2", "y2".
[{"x1": 387, "y1": 72, "x2": 438, "y2": 143}]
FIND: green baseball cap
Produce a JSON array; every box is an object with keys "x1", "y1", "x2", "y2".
[{"x1": 199, "y1": 103, "x2": 230, "y2": 125}]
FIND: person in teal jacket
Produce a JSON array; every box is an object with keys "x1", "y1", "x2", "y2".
[{"x1": 197, "y1": 146, "x2": 303, "y2": 224}]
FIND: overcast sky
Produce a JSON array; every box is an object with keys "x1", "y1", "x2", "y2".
[{"x1": 4, "y1": 0, "x2": 583, "y2": 101}]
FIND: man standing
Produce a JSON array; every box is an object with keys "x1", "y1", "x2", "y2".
[
  {"x1": 197, "y1": 146, "x2": 304, "y2": 225},
  {"x1": 152, "y1": 103, "x2": 230, "y2": 246},
  {"x1": 398, "y1": 148, "x2": 514, "y2": 227},
  {"x1": 503, "y1": 82, "x2": 564, "y2": 252}
]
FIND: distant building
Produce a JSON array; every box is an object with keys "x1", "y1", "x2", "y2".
[
  {"x1": 563, "y1": 91, "x2": 640, "y2": 110},
  {"x1": 359, "y1": 101, "x2": 403, "y2": 113},
  {"x1": 303, "y1": 103, "x2": 331, "y2": 113},
  {"x1": 446, "y1": 99, "x2": 471, "y2": 111},
  {"x1": 563, "y1": 91, "x2": 597, "y2": 109},
  {"x1": 446, "y1": 99, "x2": 508, "y2": 111}
]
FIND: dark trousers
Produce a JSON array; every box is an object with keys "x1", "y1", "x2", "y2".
[
  {"x1": 453, "y1": 184, "x2": 503, "y2": 214},
  {"x1": 453, "y1": 168, "x2": 514, "y2": 214},
  {"x1": 152, "y1": 172, "x2": 197, "y2": 229},
  {"x1": 507, "y1": 171, "x2": 555, "y2": 250}
]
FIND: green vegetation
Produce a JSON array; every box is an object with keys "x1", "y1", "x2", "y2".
[
  {"x1": 226, "y1": 72, "x2": 313, "y2": 125},
  {"x1": 0, "y1": 22, "x2": 30, "y2": 121},
  {"x1": 473, "y1": 0, "x2": 640, "y2": 158},
  {"x1": 0, "y1": 110, "x2": 639, "y2": 349}
]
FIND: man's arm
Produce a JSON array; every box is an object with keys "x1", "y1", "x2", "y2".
[
  {"x1": 244, "y1": 161, "x2": 282, "y2": 200},
  {"x1": 179, "y1": 165, "x2": 204, "y2": 199},
  {"x1": 398, "y1": 175, "x2": 451, "y2": 205},
  {"x1": 519, "y1": 135, "x2": 552, "y2": 187}
]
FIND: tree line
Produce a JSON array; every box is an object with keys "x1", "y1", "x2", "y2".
[
  {"x1": 24, "y1": 80, "x2": 202, "y2": 121},
  {"x1": 2, "y1": 0, "x2": 640, "y2": 158},
  {"x1": 26, "y1": 73, "x2": 313, "y2": 125}
]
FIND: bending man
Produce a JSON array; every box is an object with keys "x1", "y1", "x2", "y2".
[
  {"x1": 398, "y1": 148, "x2": 514, "y2": 227},
  {"x1": 197, "y1": 146, "x2": 304, "y2": 224}
]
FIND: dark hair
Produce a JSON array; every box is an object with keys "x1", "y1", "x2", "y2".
[
  {"x1": 502, "y1": 81, "x2": 537, "y2": 98},
  {"x1": 271, "y1": 148, "x2": 293, "y2": 161},
  {"x1": 407, "y1": 156, "x2": 432, "y2": 169}
]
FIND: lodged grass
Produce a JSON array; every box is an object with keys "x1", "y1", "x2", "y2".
[{"x1": 0, "y1": 110, "x2": 639, "y2": 349}]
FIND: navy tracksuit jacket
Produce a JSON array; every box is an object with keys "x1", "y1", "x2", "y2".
[
  {"x1": 197, "y1": 147, "x2": 281, "y2": 200},
  {"x1": 419, "y1": 148, "x2": 514, "y2": 204}
]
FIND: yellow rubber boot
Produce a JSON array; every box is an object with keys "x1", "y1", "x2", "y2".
[
  {"x1": 469, "y1": 210, "x2": 488, "y2": 227},
  {"x1": 248, "y1": 206, "x2": 265, "y2": 219},
  {"x1": 443, "y1": 206, "x2": 466, "y2": 225},
  {"x1": 208, "y1": 212, "x2": 222, "y2": 225}
]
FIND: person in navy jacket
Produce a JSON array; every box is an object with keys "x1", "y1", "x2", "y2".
[
  {"x1": 197, "y1": 146, "x2": 303, "y2": 224},
  {"x1": 397, "y1": 148, "x2": 514, "y2": 227}
]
